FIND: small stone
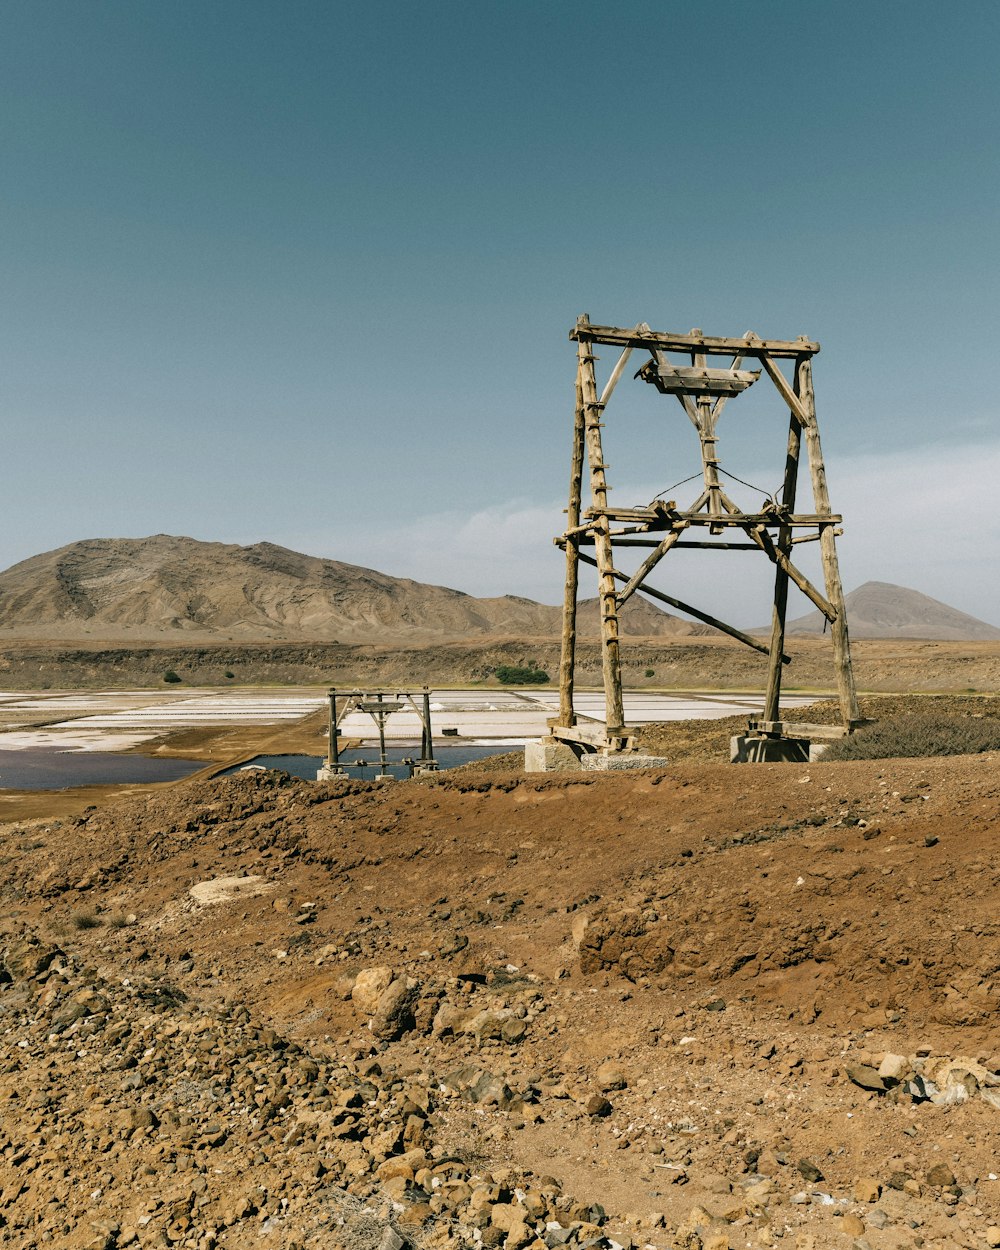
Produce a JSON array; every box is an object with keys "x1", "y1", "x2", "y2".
[
  {"x1": 370, "y1": 977, "x2": 419, "y2": 1041},
  {"x1": 797, "y1": 1158, "x2": 823, "y2": 1183},
  {"x1": 925, "y1": 1162, "x2": 956, "y2": 1187},
  {"x1": 853, "y1": 1178, "x2": 881, "y2": 1203},
  {"x1": 841, "y1": 1214, "x2": 865, "y2": 1236},
  {"x1": 351, "y1": 966, "x2": 394, "y2": 1015},
  {"x1": 582, "y1": 1093, "x2": 612, "y2": 1118},
  {"x1": 595, "y1": 1061, "x2": 626, "y2": 1091},
  {"x1": 985, "y1": 1227, "x2": 1000, "y2": 1248},
  {"x1": 877, "y1": 1053, "x2": 908, "y2": 1082},
  {"x1": 846, "y1": 1064, "x2": 886, "y2": 1092}
]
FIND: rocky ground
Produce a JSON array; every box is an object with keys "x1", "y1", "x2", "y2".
[{"x1": 4, "y1": 703, "x2": 1000, "y2": 1250}]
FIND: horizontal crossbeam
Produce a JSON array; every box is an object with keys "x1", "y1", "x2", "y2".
[
  {"x1": 581, "y1": 507, "x2": 841, "y2": 528},
  {"x1": 570, "y1": 323, "x2": 819, "y2": 358}
]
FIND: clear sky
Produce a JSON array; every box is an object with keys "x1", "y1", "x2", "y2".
[{"x1": 2, "y1": 1, "x2": 998, "y2": 626}]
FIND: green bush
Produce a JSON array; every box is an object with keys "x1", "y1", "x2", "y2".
[
  {"x1": 495, "y1": 665, "x2": 550, "y2": 685},
  {"x1": 823, "y1": 714, "x2": 1000, "y2": 762},
  {"x1": 644, "y1": 668, "x2": 655, "y2": 678},
  {"x1": 224, "y1": 670, "x2": 235, "y2": 679},
  {"x1": 163, "y1": 670, "x2": 182, "y2": 684}
]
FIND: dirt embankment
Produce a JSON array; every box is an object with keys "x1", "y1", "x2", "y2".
[
  {"x1": 4, "y1": 748, "x2": 1000, "y2": 1248},
  {"x1": 1, "y1": 636, "x2": 999, "y2": 692}
]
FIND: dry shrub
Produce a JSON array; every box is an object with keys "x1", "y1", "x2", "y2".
[{"x1": 824, "y1": 713, "x2": 1000, "y2": 762}]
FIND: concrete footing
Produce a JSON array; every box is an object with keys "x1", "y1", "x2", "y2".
[
  {"x1": 525, "y1": 737, "x2": 668, "y2": 773},
  {"x1": 316, "y1": 764, "x2": 347, "y2": 781},
  {"x1": 524, "y1": 738, "x2": 585, "y2": 773},
  {"x1": 730, "y1": 735, "x2": 828, "y2": 764},
  {"x1": 580, "y1": 752, "x2": 670, "y2": 772}
]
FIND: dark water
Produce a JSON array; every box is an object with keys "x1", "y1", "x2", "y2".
[
  {"x1": 0, "y1": 749, "x2": 204, "y2": 791},
  {"x1": 222, "y1": 745, "x2": 507, "y2": 782}
]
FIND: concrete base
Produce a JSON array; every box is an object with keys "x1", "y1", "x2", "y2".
[
  {"x1": 524, "y1": 737, "x2": 585, "y2": 773},
  {"x1": 580, "y1": 752, "x2": 670, "y2": 772},
  {"x1": 525, "y1": 737, "x2": 668, "y2": 773},
  {"x1": 316, "y1": 764, "x2": 347, "y2": 781},
  {"x1": 731, "y1": 735, "x2": 823, "y2": 764}
]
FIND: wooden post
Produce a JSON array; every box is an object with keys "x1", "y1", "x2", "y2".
[
  {"x1": 800, "y1": 358, "x2": 860, "y2": 724},
  {"x1": 375, "y1": 692, "x2": 389, "y2": 775},
  {"x1": 693, "y1": 337, "x2": 724, "y2": 531},
  {"x1": 327, "y1": 688, "x2": 340, "y2": 768},
  {"x1": 578, "y1": 321, "x2": 626, "y2": 735},
  {"x1": 557, "y1": 338, "x2": 588, "y2": 727},
  {"x1": 764, "y1": 359, "x2": 803, "y2": 723}
]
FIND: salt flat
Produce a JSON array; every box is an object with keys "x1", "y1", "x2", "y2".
[{"x1": 0, "y1": 687, "x2": 827, "y2": 752}]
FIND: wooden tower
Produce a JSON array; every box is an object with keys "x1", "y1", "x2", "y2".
[{"x1": 553, "y1": 315, "x2": 861, "y2": 761}]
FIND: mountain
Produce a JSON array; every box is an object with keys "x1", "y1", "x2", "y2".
[
  {"x1": 0, "y1": 536, "x2": 713, "y2": 644},
  {"x1": 779, "y1": 581, "x2": 1000, "y2": 641}
]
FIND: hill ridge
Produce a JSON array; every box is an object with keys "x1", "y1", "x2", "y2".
[
  {"x1": 778, "y1": 579, "x2": 1000, "y2": 641},
  {"x1": 0, "y1": 535, "x2": 709, "y2": 644}
]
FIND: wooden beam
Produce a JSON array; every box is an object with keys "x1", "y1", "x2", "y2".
[
  {"x1": 746, "y1": 523, "x2": 836, "y2": 621},
  {"x1": 576, "y1": 551, "x2": 790, "y2": 663},
  {"x1": 598, "y1": 322, "x2": 649, "y2": 406},
  {"x1": 615, "y1": 527, "x2": 687, "y2": 608},
  {"x1": 579, "y1": 319, "x2": 626, "y2": 733},
  {"x1": 584, "y1": 507, "x2": 841, "y2": 527},
  {"x1": 800, "y1": 356, "x2": 861, "y2": 723},
  {"x1": 612, "y1": 538, "x2": 760, "y2": 550},
  {"x1": 571, "y1": 322, "x2": 819, "y2": 358},
  {"x1": 557, "y1": 347, "x2": 588, "y2": 727},
  {"x1": 764, "y1": 392, "x2": 803, "y2": 723},
  {"x1": 637, "y1": 358, "x2": 761, "y2": 397},
  {"x1": 752, "y1": 346, "x2": 810, "y2": 426}
]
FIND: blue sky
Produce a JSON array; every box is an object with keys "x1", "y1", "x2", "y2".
[{"x1": 2, "y1": 1, "x2": 998, "y2": 625}]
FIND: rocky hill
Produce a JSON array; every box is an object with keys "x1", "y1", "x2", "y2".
[
  {"x1": 779, "y1": 581, "x2": 1000, "y2": 641},
  {"x1": 0, "y1": 535, "x2": 711, "y2": 643}
]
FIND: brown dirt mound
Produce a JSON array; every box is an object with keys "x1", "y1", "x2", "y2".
[{"x1": 3, "y1": 744, "x2": 1000, "y2": 1247}]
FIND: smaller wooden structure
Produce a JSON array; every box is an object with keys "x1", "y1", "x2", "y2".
[
  {"x1": 318, "y1": 688, "x2": 437, "y2": 780},
  {"x1": 552, "y1": 316, "x2": 862, "y2": 762}
]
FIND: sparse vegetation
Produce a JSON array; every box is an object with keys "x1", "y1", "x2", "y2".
[
  {"x1": 71, "y1": 911, "x2": 102, "y2": 930},
  {"x1": 823, "y1": 713, "x2": 1000, "y2": 761},
  {"x1": 163, "y1": 670, "x2": 182, "y2": 683},
  {"x1": 495, "y1": 664, "x2": 550, "y2": 685}
]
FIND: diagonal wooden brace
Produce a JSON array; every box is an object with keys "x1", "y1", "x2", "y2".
[
  {"x1": 614, "y1": 525, "x2": 687, "y2": 608},
  {"x1": 748, "y1": 524, "x2": 836, "y2": 620}
]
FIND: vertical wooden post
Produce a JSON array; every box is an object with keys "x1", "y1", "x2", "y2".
[
  {"x1": 764, "y1": 358, "x2": 803, "y2": 723},
  {"x1": 557, "y1": 335, "x2": 588, "y2": 728},
  {"x1": 800, "y1": 358, "x2": 860, "y2": 724},
  {"x1": 693, "y1": 337, "x2": 723, "y2": 530},
  {"x1": 375, "y1": 692, "x2": 389, "y2": 774},
  {"x1": 327, "y1": 688, "x2": 339, "y2": 768},
  {"x1": 421, "y1": 687, "x2": 435, "y2": 765},
  {"x1": 578, "y1": 321, "x2": 626, "y2": 735}
]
